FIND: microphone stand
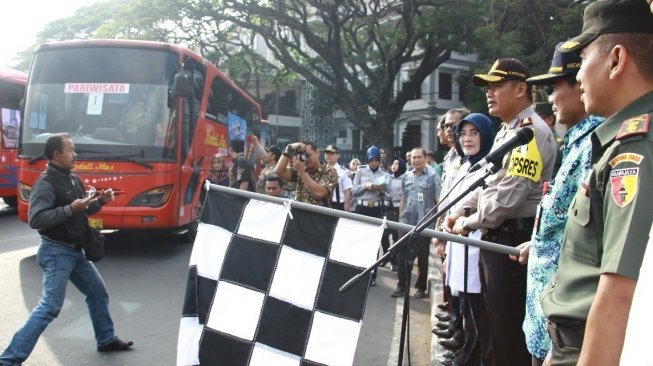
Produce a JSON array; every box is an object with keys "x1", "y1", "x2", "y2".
[{"x1": 339, "y1": 163, "x2": 501, "y2": 366}]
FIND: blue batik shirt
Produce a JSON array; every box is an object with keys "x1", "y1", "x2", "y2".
[{"x1": 524, "y1": 115, "x2": 604, "y2": 359}]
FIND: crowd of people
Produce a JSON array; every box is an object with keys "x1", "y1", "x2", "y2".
[
  {"x1": 208, "y1": 6, "x2": 653, "y2": 364},
  {"x1": 432, "y1": 1, "x2": 653, "y2": 366}
]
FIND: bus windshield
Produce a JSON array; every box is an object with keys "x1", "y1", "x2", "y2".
[{"x1": 21, "y1": 46, "x2": 179, "y2": 161}]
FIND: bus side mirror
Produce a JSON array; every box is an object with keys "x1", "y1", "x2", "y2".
[{"x1": 172, "y1": 72, "x2": 191, "y2": 98}]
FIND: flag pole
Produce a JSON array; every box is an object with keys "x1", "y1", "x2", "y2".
[{"x1": 205, "y1": 183, "x2": 518, "y2": 257}]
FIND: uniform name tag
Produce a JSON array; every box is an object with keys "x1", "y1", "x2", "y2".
[{"x1": 507, "y1": 131, "x2": 543, "y2": 182}]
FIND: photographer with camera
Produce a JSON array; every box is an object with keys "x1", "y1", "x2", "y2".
[{"x1": 275, "y1": 140, "x2": 337, "y2": 206}]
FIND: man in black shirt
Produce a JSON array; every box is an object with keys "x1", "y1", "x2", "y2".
[
  {"x1": 228, "y1": 138, "x2": 254, "y2": 191},
  {"x1": 0, "y1": 133, "x2": 132, "y2": 365}
]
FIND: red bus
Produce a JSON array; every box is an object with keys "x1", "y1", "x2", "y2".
[
  {"x1": 0, "y1": 67, "x2": 27, "y2": 208},
  {"x1": 18, "y1": 40, "x2": 262, "y2": 235}
]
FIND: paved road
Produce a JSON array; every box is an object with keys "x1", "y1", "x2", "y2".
[{"x1": 0, "y1": 200, "x2": 432, "y2": 365}]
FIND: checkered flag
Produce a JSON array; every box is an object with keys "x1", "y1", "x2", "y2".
[{"x1": 177, "y1": 189, "x2": 382, "y2": 365}]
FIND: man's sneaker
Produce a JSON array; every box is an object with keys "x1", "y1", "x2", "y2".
[
  {"x1": 414, "y1": 289, "x2": 427, "y2": 298},
  {"x1": 390, "y1": 287, "x2": 405, "y2": 297}
]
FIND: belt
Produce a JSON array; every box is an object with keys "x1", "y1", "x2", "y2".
[
  {"x1": 357, "y1": 199, "x2": 381, "y2": 207},
  {"x1": 499, "y1": 217, "x2": 535, "y2": 231},
  {"x1": 383, "y1": 200, "x2": 399, "y2": 208},
  {"x1": 546, "y1": 318, "x2": 585, "y2": 349}
]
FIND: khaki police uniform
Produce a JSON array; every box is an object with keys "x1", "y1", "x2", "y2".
[
  {"x1": 541, "y1": 92, "x2": 653, "y2": 365},
  {"x1": 456, "y1": 106, "x2": 557, "y2": 366}
]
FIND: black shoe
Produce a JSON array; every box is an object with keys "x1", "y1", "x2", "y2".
[
  {"x1": 440, "y1": 359, "x2": 453, "y2": 366},
  {"x1": 390, "y1": 287, "x2": 405, "y2": 297},
  {"x1": 414, "y1": 289, "x2": 427, "y2": 298},
  {"x1": 369, "y1": 279, "x2": 376, "y2": 287},
  {"x1": 439, "y1": 337, "x2": 463, "y2": 351},
  {"x1": 98, "y1": 336, "x2": 134, "y2": 352},
  {"x1": 432, "y1": 328, "x2": 454, "y2": 338},
  {"x1": 435, "y1": 321, "x2": 450, "y2": 330},
  {"x1": 390, "y1": 264, "x2": 398, "y2": 272},
  {"x1": 437, "y1": 302, "x2": 448, "y2": 311},
  {"x1": 435, "y1": 313, "x2": 451, "y2": 322}
]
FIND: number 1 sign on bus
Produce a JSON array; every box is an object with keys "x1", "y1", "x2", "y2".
[
  {"x1": 0, "y1": 67, "x2": 27, "y2": 208},
  {"x1": 18, "y1": 39, "x2": 262, "y2": 236}
]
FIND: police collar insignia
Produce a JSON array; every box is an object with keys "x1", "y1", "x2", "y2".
[{"x1": 520, "y1": 118, "x2": 533, "y2": 127}]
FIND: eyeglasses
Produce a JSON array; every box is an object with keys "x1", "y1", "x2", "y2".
[
  {"x1": 443, "y1": 123, "x2": 457, "y2": 129},
  {"x1": 457, "y1": 130, "x2": 480, "y2": 139}
]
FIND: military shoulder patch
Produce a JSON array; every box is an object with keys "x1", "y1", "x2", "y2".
[
  {"x1": 616, "y1": 114, "x2": 650, "y2": 140},
  {"x1": 610, "y1": 167, "x2": 639, "y2": 208},
  {"x1": 608, "y1": 153, "x2": 644, "y2": 168},
  {"x1": 520, "y1": 118, "x2": 533, "y2": 127}
]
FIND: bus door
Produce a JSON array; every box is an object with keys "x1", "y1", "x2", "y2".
[
  {"x1": 0, "y1": 78, "x2": 24, "y2": 207},
  {"x1": 175, "y1": 58, "x2": 206, "y2": 227}
]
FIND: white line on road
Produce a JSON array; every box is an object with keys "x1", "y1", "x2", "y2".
[{"x1": 388, "y1": 296, "x2": 404, "y2": 366}]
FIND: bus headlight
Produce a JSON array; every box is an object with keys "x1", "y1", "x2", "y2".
[
  {"x1": 128, "y1": 185, "x2": 173, "y2": 207},
  {"x1": 18, "y1": 182, "x2": 32, "y2": 202}
]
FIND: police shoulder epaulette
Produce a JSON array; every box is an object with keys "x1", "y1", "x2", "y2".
[
  {"x1": 520, "y1": 117, "x2": 533, "y2": 127},
  {"x1": 616, "y1": 114, "x2": 650, "y2": 140}
]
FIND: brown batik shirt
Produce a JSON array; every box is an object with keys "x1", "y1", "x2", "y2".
[{"x1": 290, "y1": 162, "x2": 338, "y2": 206}]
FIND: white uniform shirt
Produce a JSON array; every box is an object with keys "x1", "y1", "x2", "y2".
[
  {"x1": 331, "y1": 163, "x2": 352, "y2": 204},
  {"x1": 445, "y1": 160, "x2": 482, "y2": 294}
]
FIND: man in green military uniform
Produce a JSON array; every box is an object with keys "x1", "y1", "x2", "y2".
[{"x1": 540, "y1": 1, "x2": 653, "y2": 365}]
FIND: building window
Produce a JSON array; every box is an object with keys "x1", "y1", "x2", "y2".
[{"x1": 439, "y1": 72, "x2": 452, "y2": 100}]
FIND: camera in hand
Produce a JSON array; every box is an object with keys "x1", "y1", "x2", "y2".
[{"x1": 285, "y1": 144, "x2": 308, "y2": 162}]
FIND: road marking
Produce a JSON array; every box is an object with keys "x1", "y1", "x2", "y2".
[{"x1": 388, "y1": 296, "x2": 404, "y2": 366}]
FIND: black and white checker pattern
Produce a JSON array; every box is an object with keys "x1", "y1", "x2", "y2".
[{"x1": 177, "y1": 190, "x2": 382, "y2": 366}]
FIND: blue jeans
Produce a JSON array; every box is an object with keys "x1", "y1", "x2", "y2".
[{"x1": 0, "y1": 238, "x2": 115, "y2": 364}]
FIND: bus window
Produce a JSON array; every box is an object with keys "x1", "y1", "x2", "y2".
[
  {"x1": 206, "y1": 76, "x2": 230, "y2": 124},
  {"x1": 1, "y1": 108, "x2": 20, "y2": 148}
]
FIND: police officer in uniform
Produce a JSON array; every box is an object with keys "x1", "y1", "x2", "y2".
[
  {"x1": 443, "y1": 58, "x2": 557, "y2": 366},
  {"x1": 324, "y1": 144, "x2": 352, "y2": 211},
  {"x1": 352, "y1": 146, "x2": 389, "y2": 286},
  {"x1": 540, "y1": 1, "x2": 653, "y2": 365}
]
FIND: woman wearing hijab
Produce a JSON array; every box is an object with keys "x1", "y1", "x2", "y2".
[
  {"x1": 207, "y1": 154, "x2": 230, "y2": 186},
  {"x1": 380, "y1": 157, "x2": 407, "y2": 271},
  {"x1": 441, "y1": 113, "x2": 494, "y2": 366}
]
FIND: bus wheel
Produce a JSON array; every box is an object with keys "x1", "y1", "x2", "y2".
[
  {"x1": 2, "y1": 197, "x2": 17, "y2": 208},
  {"x1": 182, "y1": 220, "x2": 198, "y2": 242}
]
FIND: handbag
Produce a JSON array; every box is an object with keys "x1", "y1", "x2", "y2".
[{"x1": 85, "y1": 225, "x2": 106, "y2": 262}]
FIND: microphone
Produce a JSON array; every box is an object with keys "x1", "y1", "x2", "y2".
[{"x1": 468, "y1": 127, "x2": 534, "y2": 173}]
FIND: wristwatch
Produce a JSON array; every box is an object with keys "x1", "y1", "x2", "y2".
[{"x1": 461, "y1": 218, "x2": 473, "y2": 233}]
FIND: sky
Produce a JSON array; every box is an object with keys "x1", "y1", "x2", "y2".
[{"x1": 0, "y1": 0, "x2": 99, "y2": 68}]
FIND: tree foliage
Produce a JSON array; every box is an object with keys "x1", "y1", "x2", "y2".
[{"x1": 12, "y1": 0, "x2": 588, "y2": 151}]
